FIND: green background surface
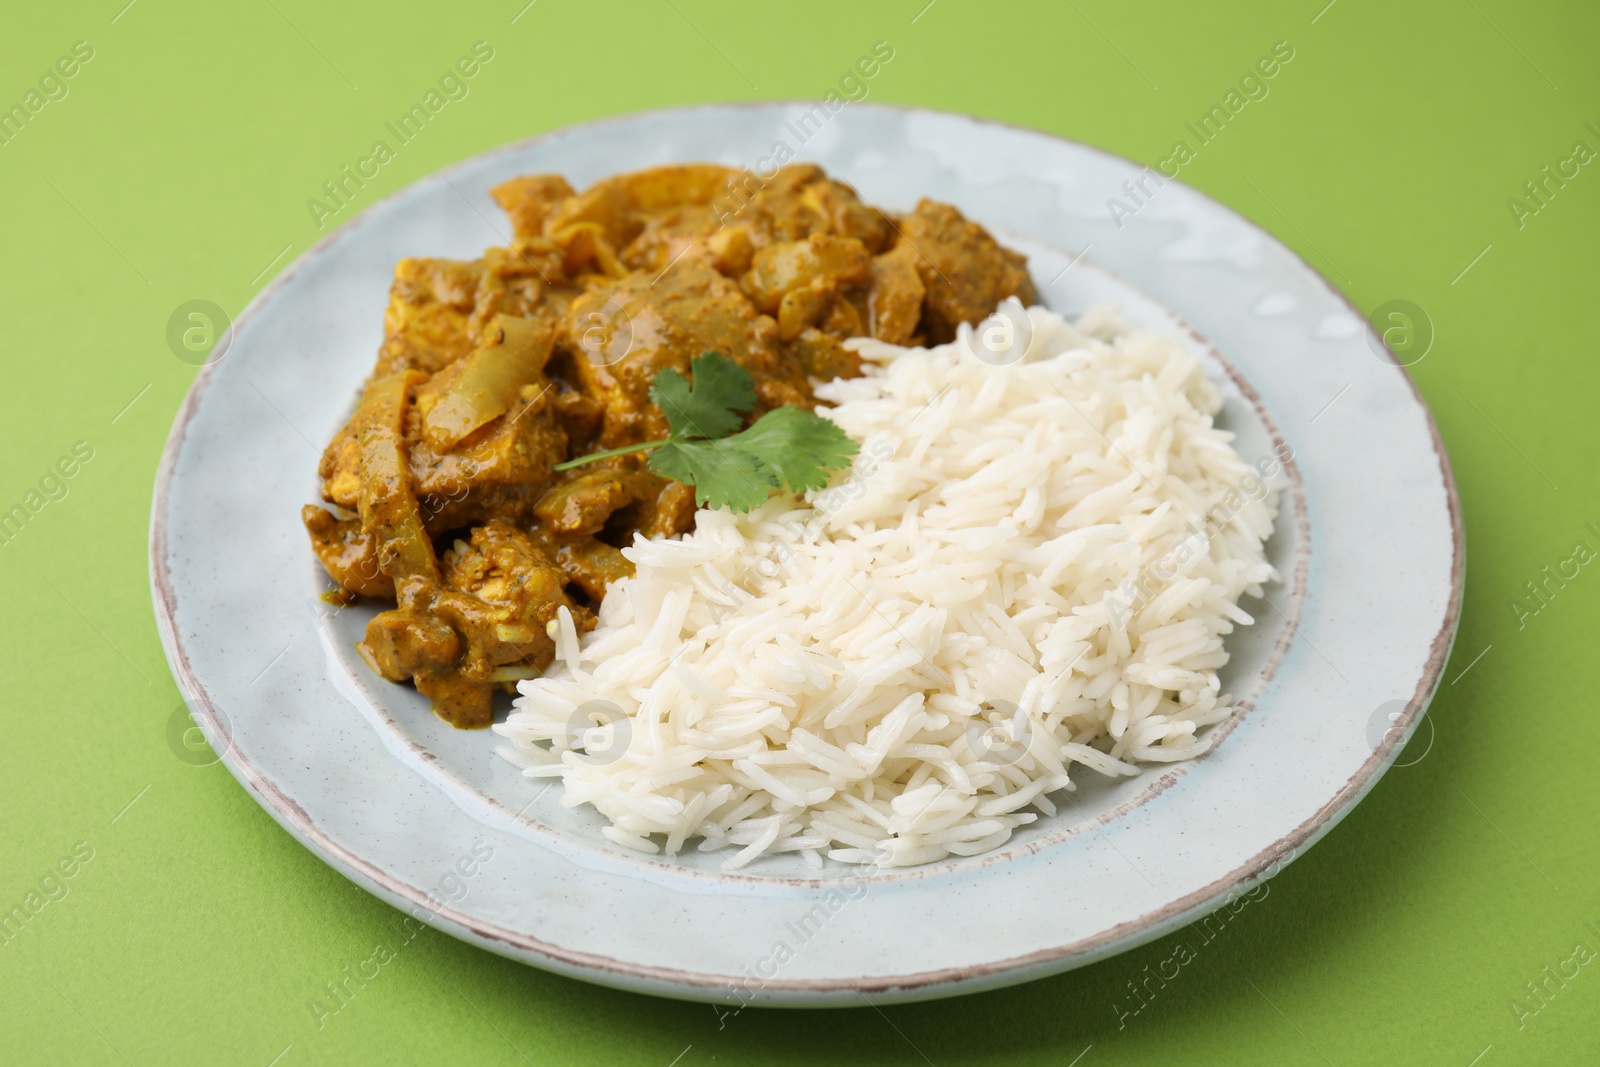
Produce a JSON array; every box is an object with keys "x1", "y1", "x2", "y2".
[{"x1": 2, "y1": 0, "x2": 1596, "y2": 1063}]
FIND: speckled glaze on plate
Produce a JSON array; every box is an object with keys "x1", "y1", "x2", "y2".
[{"x1": 149, "y1": 103, "x2": 1462, "y2": 1006}]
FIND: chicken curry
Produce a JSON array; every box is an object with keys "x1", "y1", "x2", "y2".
[{"x1": 304, "y1": 163, "x2": 1036, "y2": 727}]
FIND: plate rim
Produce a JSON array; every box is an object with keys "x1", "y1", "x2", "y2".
[{"x1": 148, "y1": 100, "x2": 1464, "y2": 1001}]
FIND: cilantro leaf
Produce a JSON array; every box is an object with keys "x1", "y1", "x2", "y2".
[
  {"x1": 557, "y1": 349, "x2": 859, "y2": 513},
  {"x1": 724, "y1": 405, "x2": 859, "y2": 495},
  {"x1": 648, "y1": 437, "x2": 777, "y2": 511},
  {"x1": 649, "y1": 352, "x2": 755, "y2": 440}
]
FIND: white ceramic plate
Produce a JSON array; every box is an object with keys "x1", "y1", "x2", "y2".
[{"x1": 150, "y1": 104, "x2": 1462, "y2": 1006}]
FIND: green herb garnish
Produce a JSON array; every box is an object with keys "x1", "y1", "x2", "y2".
[{"x1": 552, "y1": 352, "x2": 858, "y2": 512}]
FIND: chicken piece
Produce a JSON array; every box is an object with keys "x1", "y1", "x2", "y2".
[
  {"x1": 725, "y1": 165, "x2": 831, "y2": 244},
  {"x1": 532, "y1": 467, "x2": 663, "y2": 537},
  {"x1": 560, "y1": 165, "x2": 742, "y2": 231},
  {"x1": 600, "y1": 165, "x2": 880, "y2": 274},
  {"x1": 631, "y1": 479, "x2": 698, "y2": 539},
  {"x1": 610, "y1": 169, "x2": 769, "y2": 274},
  {"x1": 705, "y1": 165, "x2": 876, "y2": 246},
  {"x1": 406, "y1": 385, "x2": 569, "y2": 533},
  {"x1": 547, "y1": 222, "x2": 630, "y2": 279},
  {"x1": 544, "y1": 164, "x2": 744, "y2": 270},
  {"x1": 536, "y1": 478, "x2": 693, "y2": 604},
  {"x1": 437, "y1": 522, "x2": 590, "y2": 670},
  {"x1": 467, "y1": 245, "x2": 571, "y2": 341},
  {"x1": 897, "y1": 199, "x2": 1037, "y2": 344},
  {"x1": 362, "y1": 523, "x2": 592, "y2": 728},
  {"x1": 742, "y1": 235, "x2": 871, "y2": 314},
  {"x1": 490, "y1": 174, "x2": 576, "y2": 242},
  {"x1": 820, "y1": 295, "x2": 865, "y2": 338},
  {"x1": 374, "y1": 250, "x2": 577, "y2": 381},
  {"x1": 562, "y1": 256, "x2": 812, "y2": 447},
  {"x1": 322, "y1": 318, "x2": 568, "y2": 532},
  {"x1": 785, "y1": 327, "x2": 861, "y2": 382},
  {"x1": 361, "y1": 596, "x2": 459, "y2": 686},
  {"x1": 702, "y1": 224, "x2": 756, "y2": 277},
  {"x1": 438, "y1": 522, "x2": 593, "y2": 715},
  {"x1": 623, "y1": 211, "x2": 773, "y2": 277},
  {"x1": 317, "y1": 423, "x2": 364, "y2": 546},
  {"x1": 741, "y1": 235, "x2": 872, "y2": 342},
  {"x1": 867, "y1": 241, "x2": 926, "y2": 345},
  {"x1": 375, "y1": 258, "x2": 484, "y2": 377},
  {"x1": 302, "y1": 505, "x2": 394, "y2": 599},
  {"x1": 540, "y1": 535, "x2": 636, "y2": 602},
  {"x1": 547, "y1": 381, "x2": 605, "y2": 451},
  {"x1": 360, "y1": 604, "x2": 463, "y2": 728},
  {"x1": 327, "y1": 270, "x2": 562, "y2": 499},
  {"x1": 569, "y1": 474, "x2": 698, "y2": 549},
  {"x1": 528, "y1": 164, "x2": 893, "y2": 286},
  {"x1": 772, "y1": 286, "x2": 830, "y2": 341},
  {"x1": 798, "y1": 177, "x2": 893, "y2": 253}
]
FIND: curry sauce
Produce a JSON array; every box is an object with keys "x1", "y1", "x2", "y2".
[{"x1": 304, "y1": 163, "x2": 1035, "y2": 727}]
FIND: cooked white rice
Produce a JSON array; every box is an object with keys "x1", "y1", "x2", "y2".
[{"x1": 495, "y1": 301, "x2": 1279, "y2": 869}]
